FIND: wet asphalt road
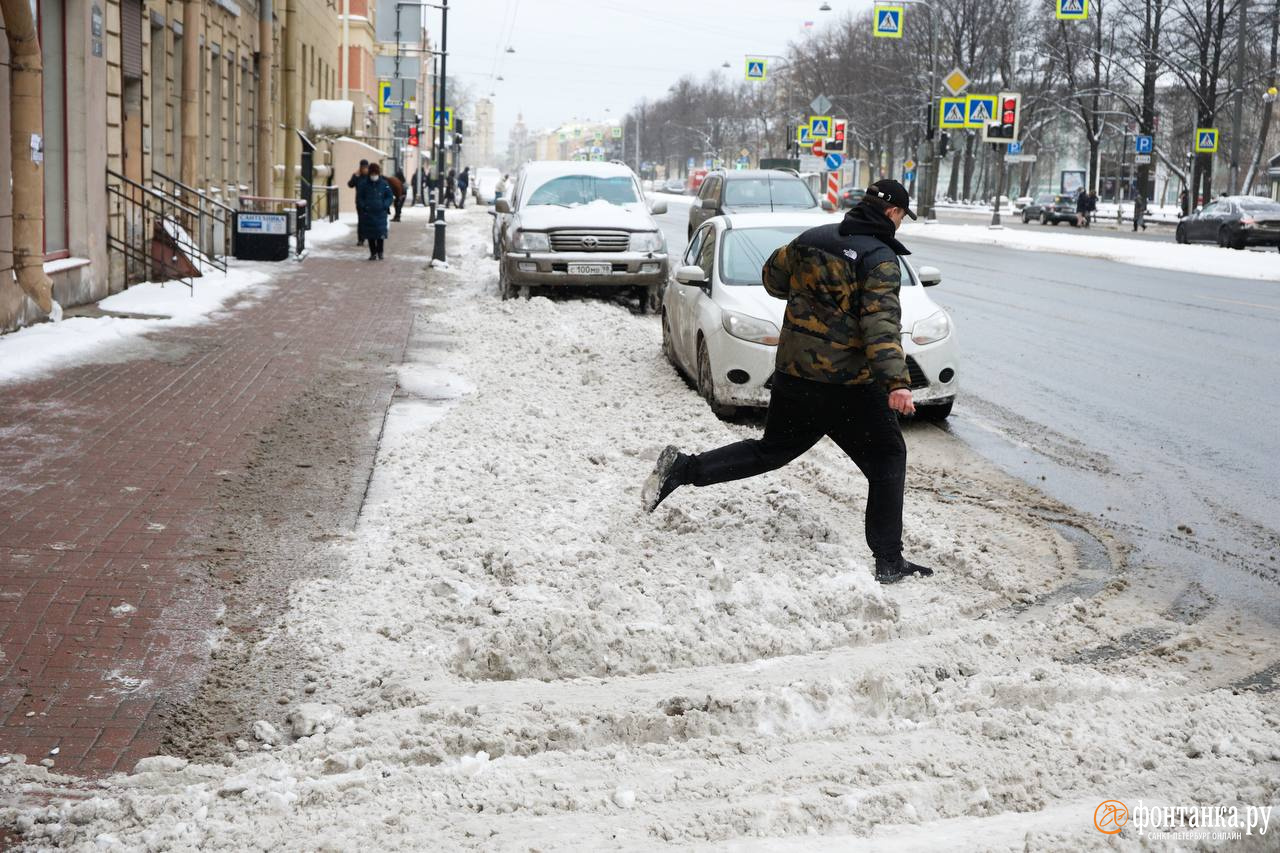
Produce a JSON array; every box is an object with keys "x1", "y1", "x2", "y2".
[{"x1": 654, "y1": 196, "x2": 1280, "y2": 619}]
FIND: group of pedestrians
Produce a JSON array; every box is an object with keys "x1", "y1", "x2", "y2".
[{"x1": 1075, "y1": 189, "x2": 1098, "y2": 228}]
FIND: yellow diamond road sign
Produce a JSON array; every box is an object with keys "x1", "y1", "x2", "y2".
[{"x1": 943, "y1": 68, "x2": 970, "y2": 96}]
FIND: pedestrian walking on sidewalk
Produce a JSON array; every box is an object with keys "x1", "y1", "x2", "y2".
[
  {"x1": 444, "y1": 169, "x2": 459, "y2": 209},
  {"x1": 495, "y1": 173, "x2": 509, "y2": 202},
  {"x1": 355, "y1": 163, "x2": 394, "y2": 260},
  {"x1": 457, "y1": 167, "x2": 471, "y2": 209},
  {"x1": 1132, "y1": 192, "x2": 1147, "y2": 232},
  {"x1": 347, "y1": 159, "x2": 370, "y2": 246},
  {"x1": 388, "y1": 170, "x2": 407, "y2": 222},
  {"x1": 641, "y1": 180, "x2": 936, "y2": 585}
]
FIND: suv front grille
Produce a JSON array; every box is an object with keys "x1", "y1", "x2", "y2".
[
  {"x1": 549, "y1": 230, "x2": 631, "y2": 253},
  {"x1": 906, "y1": 356, "x2": 929, "y2": 389}
]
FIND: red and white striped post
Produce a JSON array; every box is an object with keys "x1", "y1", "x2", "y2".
[{"x1": 827, "y1": 172, "x2": 840, "y2": 209}]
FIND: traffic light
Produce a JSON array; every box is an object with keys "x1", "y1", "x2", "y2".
[
  {"x1": 826, "y1": 120, "x2": 846, "y2": 154},
  {"x1": 938, "y1": 131, "x2": 950, "y2": 157},
  {"x1": 983, "y1": 92, "x2": 1021, "y2": 142},
  {"x1": 407, "y1": 126, "x2": 419, "y2": 147}
]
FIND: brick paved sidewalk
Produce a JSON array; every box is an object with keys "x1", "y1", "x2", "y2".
[{"x1": 0, "y1": 211, "x2": 438, "y2": 775}]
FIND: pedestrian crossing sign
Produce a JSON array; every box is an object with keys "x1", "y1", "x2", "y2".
[
  {"x1": 873, "y1": 5, "x2": 903, "y2": 38},
  {"x1": 433, "y1": 107, "x2": 453, "y2": 131},
  {"x1": 797, "y1": 124, "x2": 814, "y2": 147},
  {"x1": 746, "y1": 59, "x2": 768, "y2": 81},
  {"x1": 1194, "y1": 127, "x2": 1219, "y2": 153},
  {"x1": 809, "y1": 116, "x2": 833, "y2": 139},
  {"x1": 378, "y1": 81, "x2": 394, "y2": 114},
  {"x1": 965, "y1": 94, "x2": 997, "y2": 128},
  {"x1": 1056, "y1": 0, "x2": 1089, "y2": 18},
  {"x1": 939, "y1": 97, "x2": 967, "y2": 129}
]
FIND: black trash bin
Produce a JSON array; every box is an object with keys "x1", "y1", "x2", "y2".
[{"x1": 233, "y1": 211, "x2": 291, "y2": 261}]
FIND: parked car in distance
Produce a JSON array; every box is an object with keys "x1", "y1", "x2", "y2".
[
  {"x1": 662, "y1": 212, "x2": 959, "y2": 420},
  {"x1": 1013, "y1": 195, "x2": 1034, "y2": 212},
  {"x1": 687, "y1": 170, "x2": 821, "y2": 238},
  {"x1": 663, "y1": 177, "x2": 687, "y2": 194},
  {"x1": 1022, "y1": 193, "x2": 1079, "y2": 225},
  {"x1": 493, "y1": 160, "x2": 669, "y2": 311},
  {"x1": 472, "y1": 167, "x2": 502, "y2": 205},
  {"x1": 688, "y1": 169, "x2": 709, "y2": 194},
  {"x1": 1175, "y1": 196, "x2": 1280, "y2": 249},
  {"x1": 838, "y1": 185, "x2": 866, "y2": 208}
]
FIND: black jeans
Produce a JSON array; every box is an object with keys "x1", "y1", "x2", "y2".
[{"x1": 686, "y1": 374, "x2": 907, "y2": 559}]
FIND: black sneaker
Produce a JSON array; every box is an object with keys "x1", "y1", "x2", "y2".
[
  {"x1": 642, "y1": 445, "x2": 688, "y2": 513},
  {"x1": 875, "y1": 556, "x2": 936, "y2": 585}
]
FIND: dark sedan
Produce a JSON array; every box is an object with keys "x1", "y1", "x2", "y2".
[
  {"x1": 1175, "y1": 196, "x2": 1280, "y2": 249},
  {"x1": 1021, "y1": 193, "x2": 1079, "y2": 225},
  {"x1": 838, "y1": 185, "x2": 866, "y2": 208}
]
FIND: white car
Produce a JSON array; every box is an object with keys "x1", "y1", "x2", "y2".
[
  {"x1": 661, "y1": 212, "x2": 959, "y2": 420},
  {"x1": 472, "y1": 167, "x2": 502, "y2": 205}
]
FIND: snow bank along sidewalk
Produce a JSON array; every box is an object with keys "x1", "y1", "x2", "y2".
[
  {"x1": 899, "y1": 220, "x2": 1280, "y2": 283},
  {"x1": 0, "y1": 218, "x2": 353, "y2": 387},
  {"x1": 3, "y1": 209, "x2": 1277, "y2": 850}
]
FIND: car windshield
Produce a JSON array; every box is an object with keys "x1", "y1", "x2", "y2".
[
  {"x1": 525, "y1": 174, "x2": 639, "y2": 207},
  {"x1": 1037, "y1": 194, "x2": 1054, "y2": 203},
  {"x1": 721, "y1": 226, "x2": 919, "y2": 287},
  {"x1": 722, "y1": 177, "x2": 816, "y2": 208}
]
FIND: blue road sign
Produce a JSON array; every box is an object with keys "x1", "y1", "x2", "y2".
[
  {"x1": 687, "y1": 157, "x2": 695, "y2": 169},
  {"x1": 825, "y1": 153, "x2": 844, "y2": 170},
  {"x1": 904, "y1": 170, "x2": 915, "y2": 182},
  {"x1": 1008, "y1": 141, "x2": 1024, "y2": 155},
  {"x1": 1135, "y1": 135, "x2": 1153, "y2": 154}
]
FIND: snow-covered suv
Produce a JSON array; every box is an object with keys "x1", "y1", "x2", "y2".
[{"x1": 494, "y1": 161, "x2": 669, "y2": 312}]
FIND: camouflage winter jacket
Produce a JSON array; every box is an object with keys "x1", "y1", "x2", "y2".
[{"x1": 761, "y1": 221, "x2": 911, "y2": 391}]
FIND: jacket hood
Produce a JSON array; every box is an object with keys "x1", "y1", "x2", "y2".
[{"x1": 838, "y1": 202, "x2": 910, "y2": 255}]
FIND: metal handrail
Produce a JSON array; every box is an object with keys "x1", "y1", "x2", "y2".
[
  {"x1": 153, "y1": 169, "x2": 237, "y2": 215},
  {"x1": 107, "y1": 169, "x2": 205, "y2": 219},
  {"x1": 106, "y1": 168, "x2": 227, "y2": 287}
]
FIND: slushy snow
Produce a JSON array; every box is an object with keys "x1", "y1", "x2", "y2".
[{"x1": 2, "y1": 209, "x2": 1277, "y2": 851}]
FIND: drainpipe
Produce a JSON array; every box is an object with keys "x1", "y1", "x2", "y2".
[
  {"x1": 282, "y1": 0, "x2": 299, "y2": 198},
  {"x1": 340, "y1": 0, "x2": 349, "y2": 103},
  {"x1": 0, "y1": 0, "x2": 54, "y2": 312},
  {"x1": 256, "y1": 0, "x2": 274, "y2": 195},
  {"x1": 180, "y1": 0, "x2": 202, "y2": 187}
]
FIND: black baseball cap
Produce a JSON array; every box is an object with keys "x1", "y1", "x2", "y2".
[{"x1": 866, "y1": 179, "x2": 917, "y2": 219}]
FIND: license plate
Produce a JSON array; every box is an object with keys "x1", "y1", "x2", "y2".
[{"x1": 567, "y1": 263, "x2": 611, "y2": 276}]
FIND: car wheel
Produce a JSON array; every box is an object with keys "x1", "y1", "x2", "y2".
[
  {"x1": 1022, "y1": 211, "x2": 1030, "y2": 224},
  {"x1": 662, "y1": 310, "x2": 680, "y2": 370},
  {"x1": 915, "y1": 398, "x2": 953, "y2": 422},
  {"x1": 697, "y1": 338, "x2": 736, "y2": 420},
  {"x1": 1040, "y1": 213, "x2": 1049, "y2": 225},
  {"x1": 1175, "y1": 224, "x2": 1188, "y2": 244}
]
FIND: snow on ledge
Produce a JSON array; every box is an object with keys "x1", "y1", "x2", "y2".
[{"x1": 43, "y1": 257, "x2": 91, "y2": 275}]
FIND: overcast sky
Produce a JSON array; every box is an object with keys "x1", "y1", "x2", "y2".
[{"x1": 435, "y1": 0, "x2": 876, "y2": 152}]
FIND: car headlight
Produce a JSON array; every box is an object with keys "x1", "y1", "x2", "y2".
[
  {"x1": 513, "y1": 231, "x2": 549, "y2": 252},
  {"x1": 722, "y1": 310, "x2": 780, "y2": 345},
  {"x1": 629, "y1": 231, "x2": 664, "y2": 253},
  {"x1": 911, "y1": 309, "x2": 952, "y2": 345}
]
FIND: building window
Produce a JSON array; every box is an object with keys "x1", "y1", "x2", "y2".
[
  {"x1": 150, "y1": 23, "x2": 166, "y2": 172},
  {"x1": 39, "y1": 0, "x2": 68, "y2": 256},
  {"x1": 210, "y1": 51, "x2": 223, "y2": 188}
]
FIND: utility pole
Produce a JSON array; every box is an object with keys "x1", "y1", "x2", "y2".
[
  {"x1": 432, "y1": 0, "x2": 449, "y2": 263},
  {"x1": 1230, "y1": 0, "x2": 1248, "y2": 192}
]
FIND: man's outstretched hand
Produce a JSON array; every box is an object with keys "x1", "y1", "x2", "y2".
[{"x1": 888, "y1": 389, "x2": 916, "y2": 416}]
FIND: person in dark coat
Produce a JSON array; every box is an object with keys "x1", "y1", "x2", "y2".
[
  {"x1": 355, "y1": 162, "x2": 394, "y2": 260},
  {"x1": 444, "y1": 169, "x2": 458, "y2": 208},
  {"x1": 347, "y1": 159, "x2": 370, "y2": 245},
  {"x1": 387, "y1": 170, "x2": 407, "y2": 222},
  {"x1": 457, "y1": 166, "x2": 471, "y2": 209}
]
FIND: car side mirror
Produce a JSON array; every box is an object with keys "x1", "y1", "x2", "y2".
[
  {"x1": 918, "y1": 265, "x2": 942, "y2": 287},
  {"x1": 649, "y1": 198, "x2": 668, "y2": 216},
  {"x1": 675, "y1": 264, "x2": 706, "y2": 285},
  {"x1": 495, "y1": 198, "x2": 512, "y2": 214},
  {"x1": 821, "y1": 198, "x2": 836, "y2": 212},
  {"x1": 701, "y1": 198, "x2": 718, "y2": 210}
]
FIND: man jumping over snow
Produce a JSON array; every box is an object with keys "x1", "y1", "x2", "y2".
[{"x1": 642, "y1": 179, "x2": 935, "y2": 585}]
